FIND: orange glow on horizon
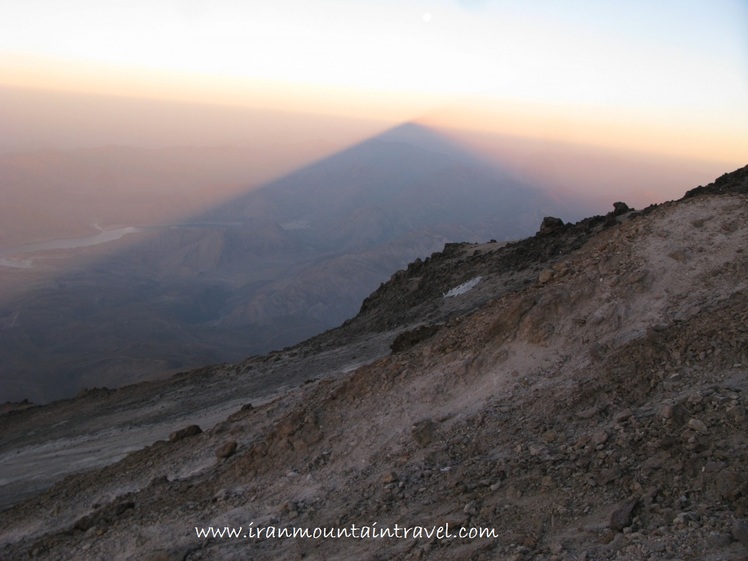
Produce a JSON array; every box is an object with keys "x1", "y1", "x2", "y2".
[
  {"x1": 416, "y1": 97, "x2": 748, "y2": 167},
  {"x1": 1, "y1": 53, "x2": 744, "y2": 171}
]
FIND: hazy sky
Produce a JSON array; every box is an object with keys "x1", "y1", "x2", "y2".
[{"x1": 1, "y1": 0, "x2": 746, "y2": 162}]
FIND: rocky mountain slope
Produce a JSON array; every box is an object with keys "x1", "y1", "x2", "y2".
[{"x1": 1, "y1": 166, "x2": 747, "y2": 560}]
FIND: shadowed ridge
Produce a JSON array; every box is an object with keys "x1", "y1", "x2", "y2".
[
  {"x1": 683, "y1": 163, "x2": 748, "y2": 198},
  {"x1": 300, "y1": 163, "x2": 748, "y2": 354}
]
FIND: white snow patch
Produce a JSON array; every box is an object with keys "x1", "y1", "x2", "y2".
[{"x1": 443, "y1": 276, "x2": 482, "y2": 298}]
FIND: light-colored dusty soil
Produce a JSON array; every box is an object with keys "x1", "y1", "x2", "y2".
[{"x1": 0, "y1": 331, "x2": 395, "y2": 510}]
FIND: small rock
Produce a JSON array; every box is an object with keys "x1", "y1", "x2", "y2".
[
  {"x1": 604, "y1": 532, "x2": 626, "y2": 551},
  {"x1": 412, "y1": 420, "x2": 437, "y2": 447},
  {"x1": 576, "y1": 406, "x2": 600, "y2": 419},
  {"x1": 612, "y1": 202, "x2": 630, "y2": 215},
  {"x1": 538, "y1": 269, "x2": 554, "y2": 283},
  {"x1": 463, "y1": 501, "x2": 478, "y2": 515},
  {"x1": 613, "y1": 409, "x2": 633, "y2": 423},
  {"x1": 73, "y1": 501, "x2": 134, "y2": 532},
  {"x1": 733, "y1": 519, "x2": 748, "y2": 548},
  {"x1": 609, "y1": 498, "x2": 638, "y2": 531},
  {"x1": 381, "y1": 471, "x2": 398, "y2": 484},
  {"x1": 687, "y1": 418, "x2": 708, "y2": 434},
  {"x1": 506, "y1": 485, "x2": 523, "y2": 500},
  {"x1": 169, "y1": 424, "x2": 202, "y2": 442},
  {"x1": 538, "y1": 216, "x2": 565, "y2": 235},
  {"x1": 215, "y1": 441, "x2": 238, "y2": 459},
  {"x1": 597, "y1": 468, "x2": 622, "y2": 486},
  {"x1": 660, "y1": 508, "x2": 676, "y2": 525},
  {"x1": 542, "y1": 430, "x2": 557, "y2": 443},
  {"x1": 280, "y1": 501, "x2": 295, "y2": 513},
  {"x1": 727, "y1": 404, "x2": 746, "y2": 423},
  {"x1": 716, "y1": 468, "x2": 746, "y2": 499},
  {"x1": 703, "y1": 460, "x2": 726, "y2": 473},
  {"x1": 673, "y1": 512, "x2": 698, "y2": 526},
  {"x1": 592, "y1": 431, "x2": 609, "y2": 446},
  {"x1": 706, "y1": 532, "x2": 734, "y2": 548},
  {"x1": 659, "y1": 404, "x2": 673, "y2": 419},
  {"x1": 149, "y1": 475, "x2": 169, "y2": 487},
  {"x1": 668, "y1": 249, "x2": 689, "y2": 263},
  {"x1": 529, "y1": 444, "x2": 544, "y2": 456}
]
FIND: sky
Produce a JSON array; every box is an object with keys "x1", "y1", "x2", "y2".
[{"x1": 0, "y1": 0, "x2": 747, "y2": 163}]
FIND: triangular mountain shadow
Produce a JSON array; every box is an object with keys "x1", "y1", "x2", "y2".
[
  {"x1": 196, "y1": 122, "x2": 587, "y2": 249},
  {"x1": 0, "y1": 122, "x2": 590, "y2": 403}
]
